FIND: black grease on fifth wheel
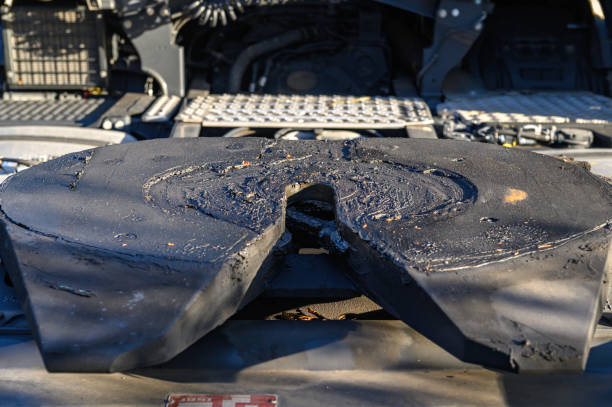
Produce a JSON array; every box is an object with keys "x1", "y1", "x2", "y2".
[{"x1": 0, "y1": 138, "x2": 610, "y2": 373}]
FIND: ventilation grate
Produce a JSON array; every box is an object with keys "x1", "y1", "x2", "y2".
[{"x1": 1, "y1": 6, "x2": 106, "y2": 90}]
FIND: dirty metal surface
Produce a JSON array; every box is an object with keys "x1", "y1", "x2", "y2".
[
  {"x1": 437, "y1": 92, "x2": 612, "y2": 125},
  {"x1": 175, "y1": 94, "x2": 433, "y2": 128},
  {"x1": 2, "y1": 322, "x2": 612, "y2": 406},
  {"x1": 0, "y1": 138, "x2": 610, "y2": 373}
]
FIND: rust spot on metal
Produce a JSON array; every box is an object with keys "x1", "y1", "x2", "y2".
[{"x1": 504, "y1": 188, "x2": 528, "y2": 203}]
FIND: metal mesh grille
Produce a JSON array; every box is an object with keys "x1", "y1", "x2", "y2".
[
  {"x1": 2, "y1": 7, "x2": 104, "y2": 89},
  {"x1": 176, "y1": 94, "x2": 434, "y2": 129}
]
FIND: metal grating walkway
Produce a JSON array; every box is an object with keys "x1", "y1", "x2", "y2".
[
  {"x1": 176, "y1": 94, "x2": 434, "y2": 129},
  {"x1": 0, "y1": 98, "x2": 110, "y2": 124},
  {"x1": 437, "y1": 92, "x2": 612, "y2": 126}
]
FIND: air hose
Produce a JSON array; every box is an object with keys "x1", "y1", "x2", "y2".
[{"x1": 228, "y1": 27, "x2": 315, "y2": 92}]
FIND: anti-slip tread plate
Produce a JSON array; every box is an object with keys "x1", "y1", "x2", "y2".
[
  {"x1": 0, "y1": 138, "x2": 610, "y2": 373},
  {"x1": 0, "y1": 98, "x2": 110, "y2": 124},
  {"x1": 437, "y1": 92, "x2": 612, "y2": 125},
  {"x1": 176, "y1": 94, "x2": 433, "y2": 128}
]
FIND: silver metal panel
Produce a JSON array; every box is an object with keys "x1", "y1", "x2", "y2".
[
  {"x1": 0, "y1": 98, "x2": 106, "y2": 122},
  {"x1": 142, "y1": 95, "x2": 182, "y2": 122},
  {"x1": 438, "y1": 92, "x2": 612, "y2": 125},
  {"x1": 176, "y1": 94, "x2": 434, "y2": 129}
]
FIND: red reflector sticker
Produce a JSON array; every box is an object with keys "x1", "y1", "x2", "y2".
[{"x1": 165, "y1": 394, "x2": 278, "y2": 407}]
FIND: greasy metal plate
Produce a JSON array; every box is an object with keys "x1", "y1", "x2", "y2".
[
  {"x1": 175, "y1": 94, "x2": 433, "y2": 128},
  {"x1": 437, "y1": 92, "x2": 612, "y2": 125},
  {"x1": 0, "y1": 138, "x2": 610, "y2": 373}
]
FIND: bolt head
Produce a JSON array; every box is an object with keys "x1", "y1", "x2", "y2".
[
  {"x1": 451, "y1": 8, "x2": 460, "y2": 17},
  {"x1": 438, "y1": 9, "x2": 448, "y2": 18},
  {"x1": 102, "y1": 119, "x2": 113, "y2": 130}
]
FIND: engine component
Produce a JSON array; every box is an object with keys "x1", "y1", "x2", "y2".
[
  {"x1": 84, "y1": 0, "x2": 185, "y2": 96},
  {"x1": 419, "y1": 0, "x2": 492, "y2": 100},
  {"x1": 228, "y1": 28, "x2": 313, "y2": 93},
  {"x1": 468, "y1": 1, "x2": 608, "y2": 92},
  {"x1": 0, "y1": 138, "x2": 610, "y2": 373},
  {"x1": 173, "y1": 0, "x2": 355, "y2": 30},
  {"x1": 443, "y1": 121, "x2": 595, "y2": 147},
  {"x1": 187, "y1": 2, "x2": 392, "y2": 97},
  {"x1": 175, "y1": 94, "x2": 433, "y2": 129},
  {"x1": 177, "y1": 0, "x2": 289, "y2": 28},
  {"x1": 438, "y1": 91, "x2": 612, "y2": 146},
  {"x1": 120, "y1": 4, "x2": 186, "y2": 96},
  {"x1": 1, "y1": 5, "x2": 107, "y2": 90},
  {"x1": 257, "y1": 41, "x2": 391, "y2": 95}
]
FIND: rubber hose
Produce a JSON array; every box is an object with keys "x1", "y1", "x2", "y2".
[{"x1": 228, "y1": 28, "x2": 311, "y2": 92}]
